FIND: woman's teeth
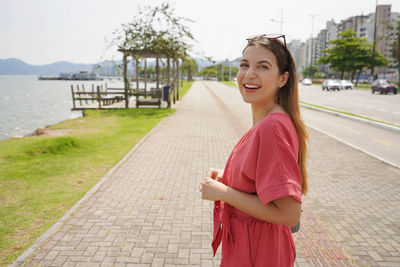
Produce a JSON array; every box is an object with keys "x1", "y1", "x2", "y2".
[{"x1": 244, "y1": 84, "x2": 260, "y2": 89}]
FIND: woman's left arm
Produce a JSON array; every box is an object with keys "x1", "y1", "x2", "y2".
[{"x1": 199, "y1": 177, "x2": 301, "y2": 227}]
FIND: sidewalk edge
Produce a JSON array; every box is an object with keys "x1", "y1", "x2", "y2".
[{"x1": 300, "y1": 103, "x2": 400, "y2": 134}]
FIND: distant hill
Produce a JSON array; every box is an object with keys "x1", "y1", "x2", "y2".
[
  {"x1": 0, "y1": 57, "x2": 240, "y2": 76},
  {"x1": 0, "y1": 58, "x2": 94, "y2": 75}
]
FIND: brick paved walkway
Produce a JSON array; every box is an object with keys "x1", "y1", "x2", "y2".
[{"x1": 15, "y1": 81, "x2": 400, "y2": 266}]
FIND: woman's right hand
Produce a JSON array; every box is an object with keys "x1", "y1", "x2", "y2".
[{"x1": 206, "y1": 168, "x2": 223, "y2": 182}]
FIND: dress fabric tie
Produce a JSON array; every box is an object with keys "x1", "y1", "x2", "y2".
[
  {"x1": 212, "y1": 160, "x2": 234, "y2": 256},
  {"x1": 212, "y1": 200, "x2": 233, "y2": 256}
]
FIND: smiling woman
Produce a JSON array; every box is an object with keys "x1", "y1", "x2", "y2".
[
  {"x1": 237, "y1": 45, "x2": 289, "y2": 113},
  {"x1": 200, "y1": 35, "x2": 308, "y2": 267}
]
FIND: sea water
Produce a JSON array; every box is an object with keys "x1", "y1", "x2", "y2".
[{"x1": 0, "y1": 75, "x2": 126, "y2": 141}]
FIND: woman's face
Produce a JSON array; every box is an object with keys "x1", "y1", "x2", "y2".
[{"x1": 237, "y1": 45, "x2": 288, "y2": 107}]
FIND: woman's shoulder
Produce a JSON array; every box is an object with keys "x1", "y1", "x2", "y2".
[
  {"x1": 254, "y1": 113, "x2": 298, "y2": 145},
  {"x1": 256, "y1": 113, "x2": 294, "y2": 132}
]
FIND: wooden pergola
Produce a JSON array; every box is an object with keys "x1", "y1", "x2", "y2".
[{"x1": 118, "y1": 48, "x2": 181, "y2": 108}]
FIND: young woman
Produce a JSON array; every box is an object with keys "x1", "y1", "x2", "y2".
[{"x1": 199, "y1": 34, "x2": 308, "y2": 266}]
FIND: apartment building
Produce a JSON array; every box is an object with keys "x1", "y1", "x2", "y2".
[
  {"x1": 288, "y1": 40, "x2": 306, "y2": 73},
  {"x1": 290, "y1": 4, "x2": 399, "y2": 80}
]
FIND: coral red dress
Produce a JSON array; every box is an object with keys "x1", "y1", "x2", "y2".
[{"x1": 212, "y1": 113, "x2": 302, "y2": 267}]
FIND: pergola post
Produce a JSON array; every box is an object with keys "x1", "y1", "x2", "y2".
[
  {"x1": 122, "y1": 53, "x2": 129, "y2": 108},
  {"x1": 136, "y1": 58, "x2": 139, "y2": 91},
  {"x1": 172, "y1": 59, "x2": 176, "y2": 104},
  {"x1": 167, "y1": 57, "x2": 170, "y2": 85},
  {"x1": 156, "y1": 57, "x2": 159, "y2": 89},
  {"x1": 176, "y1": 59, "x2": 180, "y2": 100},
  {"x1": 144, "y1": 58, "x2": 147, "y2": 97}
]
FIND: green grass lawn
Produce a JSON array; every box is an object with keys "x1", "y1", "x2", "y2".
[
  {"x1": 300, "y1": 101, "x2": 400, "y2": 128},
  {"x1": 0, "y1": 108, "x2": 176, "y2": 265},
  {"x1": 178, "y1": 80, "x2": 194, "y2": 98}
]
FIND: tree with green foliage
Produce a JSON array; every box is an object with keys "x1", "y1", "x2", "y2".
[
  {"x1": 180, "y1": 58, "x2": 198, "y2": 81},
  {"x1": 199, "y1": 66, "x2": 218, "y2": 80},
  {"x1": 318, "y1": 30, "x2": 388, "y2": 82},
  {"x1": 391, "y1": 21, "x2": 400, "y2": 85},
  {"x1": 302, "y1": 65, "x2": 319, "y2": 78},
  {"x1": 109, "y1": 2, "x2": 194, "y2": 66},
  {"x1": 352, "y1": 42, "x2": 388, "y2": 85},
  {"x1": 199, "y1": 64, "x2": 238, "y2": 81},
  {"x1": 139, "y1": 66, "x2": 156, "y2": 79}
]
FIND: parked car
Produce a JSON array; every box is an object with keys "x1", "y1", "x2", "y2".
[
  {"x1": 371, "y1": 79, "x2": 398, "y2": 94},
  {"x1": 302, "y1": 78, "x2": 312, "y2": 85},
  {"x1": 340, "y1": 80, "x2": 354, "y2": 89},
  {"x1": 322, "y1": 79, "x2": 341, "y2": 91}
]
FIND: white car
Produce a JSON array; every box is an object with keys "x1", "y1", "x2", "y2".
[
  {"x1": 302, "y1": 78, "x2": 312, "y2": 85},
  {"x1": 322, "y1": 79, "x2": 341, "y2": 91},
  {"x1": 340, "y1": 80, "x2": 354, "y2": 89}
]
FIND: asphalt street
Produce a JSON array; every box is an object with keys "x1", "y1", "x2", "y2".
[
  {"x1": 301, "y1": 107, "x2": 400, "y2": 168},
  {"x1": 299, "y1": 84, "x2": 400, "y2": 126},
  {"x1": 217, "y1": 82, "x2": 400, "y2": 168}
]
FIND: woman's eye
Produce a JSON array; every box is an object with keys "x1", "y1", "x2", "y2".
[
  {"x1": 260, "y1": 65, "x2": 269, "y2": 69},
  {"x1": 240, "y1": 63, "x2": 248, "y2": 68}
]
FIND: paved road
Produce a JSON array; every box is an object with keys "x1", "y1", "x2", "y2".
[
  {"x1": 299, "y1": 84, "x2": 400, "y2": 126},
  {"x1": 302, "y1": 108, "x2": 400, "y2": 168},
  {"x1": 15, "y1": 81, "x2": 400, "y2": 267}
]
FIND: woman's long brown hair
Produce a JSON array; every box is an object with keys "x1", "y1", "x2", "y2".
[{"x1": 244, "y1": 37, "x2": 309, "y2": 195}]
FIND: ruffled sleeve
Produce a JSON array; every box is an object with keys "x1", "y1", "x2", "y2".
[{"x1": 252, "y1": 116, "x2": 302, "y2": 205}]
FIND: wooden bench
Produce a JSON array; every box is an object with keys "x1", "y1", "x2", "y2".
[
  {"x1": 134, "y1": 88, "x2": 163, "y2": 108},
  {"x1": 102, "y1": 95, "x2": 123, "y2": 106}
]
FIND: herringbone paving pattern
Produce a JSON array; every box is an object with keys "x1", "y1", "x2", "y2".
[{"x1": 18, "y1": 81, "x2": 400, "y2": 266}]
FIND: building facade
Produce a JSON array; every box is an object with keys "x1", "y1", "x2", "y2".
[
  {"x1": 288, "y1": 39, "x2": 306, "y2": 74},
  {"x1": 289, "y1": 4, "x2": 400, "y2": 81}
]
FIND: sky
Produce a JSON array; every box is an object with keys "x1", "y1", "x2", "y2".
[{"x1": 1, "y1": 0, "x2": 399, "y2": 65}]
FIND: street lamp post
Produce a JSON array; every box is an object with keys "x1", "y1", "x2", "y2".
[
  {"x1": 309, "y1": 14, "x2": 317, "y2": 67},
  {"x1": 270, "y1": 9, "x2": 284, "y2": 33},
  {"x1": 371, "y1": 0, "x2": 378, "y2": 81}
]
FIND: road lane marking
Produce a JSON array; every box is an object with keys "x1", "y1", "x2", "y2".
[
  {"x1": 305, "y1": 124, "x2": 400, "y2": 169},
  {"x1": 378, "y1": 108, "x2": 387, "y2": 112},
  {"x1": 349, "y1": 129, "x2": 362, "y2": 135},
  {"x1": 373, "y1": 139, "x2": 392, "y2": 146}
]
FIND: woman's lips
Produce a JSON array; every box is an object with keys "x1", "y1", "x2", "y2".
[{"x1": 243, "y1": 83, "x2": 261, "y2": 92}]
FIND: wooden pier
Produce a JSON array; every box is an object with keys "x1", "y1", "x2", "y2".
[{"x1": 70, "y1": 83, "x2": 172, "y2": 110}]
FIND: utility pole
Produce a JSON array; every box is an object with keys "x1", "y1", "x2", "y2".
[
  {"x1": 371, "y1": 0, "x2": 378, "y2": 81},
  {"x1": 309, "y1": 14, "x2": 317, "y2": 67}
]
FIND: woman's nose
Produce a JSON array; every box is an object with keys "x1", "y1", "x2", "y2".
[{"x1": 245, "y1": 67, "x2": 256, "y2": 79}]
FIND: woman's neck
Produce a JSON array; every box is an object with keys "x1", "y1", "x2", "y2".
[{"x1": 251, "y1": 102, "x2": 285, "y2": 126}]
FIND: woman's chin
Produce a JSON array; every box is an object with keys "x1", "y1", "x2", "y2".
[{"x1": 240, "y1": 95, "x2": 255, "y2": 104}]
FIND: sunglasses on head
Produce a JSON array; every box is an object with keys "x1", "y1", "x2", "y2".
[{"x1": 246, "y1": 33, "x2": 287, "y2": 48}]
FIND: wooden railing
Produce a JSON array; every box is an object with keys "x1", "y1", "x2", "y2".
[
  {"x1": 71, "y1": 85, "x2": 130, "y2": 110},
  {"x1": 71, "y1": 83, "x2": 174, "y2": 110}
]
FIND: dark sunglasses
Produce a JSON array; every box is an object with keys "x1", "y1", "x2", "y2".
[{"x1": 246, "y1": 33, "x2": 287, "y2": 48}]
